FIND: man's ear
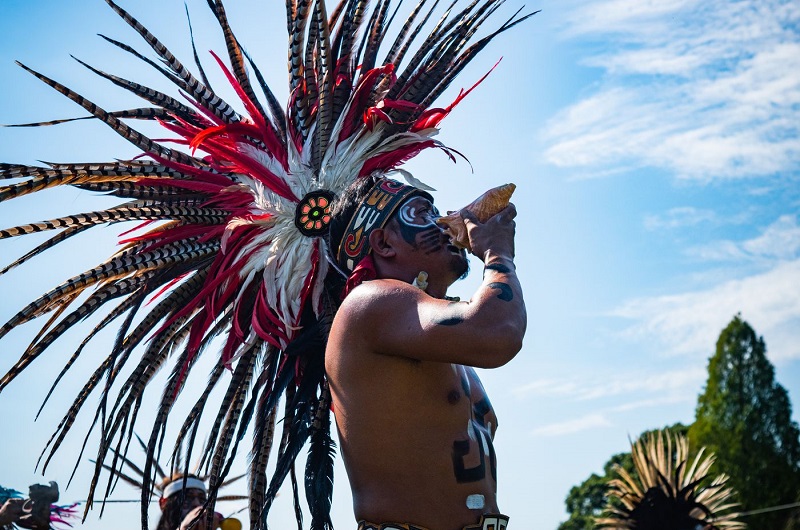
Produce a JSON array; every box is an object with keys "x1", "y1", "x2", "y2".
[
  {"x1": 369, "y1": 227, "x2": 396, "y2": 258},
  {"x1": 158, "y1": 496, "x2": 167, "y2": 511}
]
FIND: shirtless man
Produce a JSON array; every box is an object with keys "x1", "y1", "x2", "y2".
[{"x1": 326, "y1": 176, "x2": 526, "y2": 530}]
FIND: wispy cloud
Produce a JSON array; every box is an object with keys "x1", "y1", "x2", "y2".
[
  {"x1": 524, "y1": 376, "x2": 699, "y2": 438},
  {"x1": 545, "y1": 0, "x2": 800, "y2": 181},
  {"x1": 531, "y1": 413, "x2": 612, "y2": 437},
  {"x1": 514, "y1": 366, "x2": 705, "y2": 402},
  {"x1": 644, "y1": 207, "x2": 720, "y2": 231},
  {"x1": 613, "y1": 259, "x2": 800, "y2": 360},
  {"x1": 686, "y1": 214, "x2": 800, "y2": 261}
]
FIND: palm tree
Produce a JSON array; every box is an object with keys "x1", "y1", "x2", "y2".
[{"x1": 596, "y1": 429, "x2": 745, "y2": 530}]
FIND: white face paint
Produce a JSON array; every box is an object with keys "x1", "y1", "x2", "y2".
[{"x1": 397, "y1": 200, "x2": 440, "y2": 228}]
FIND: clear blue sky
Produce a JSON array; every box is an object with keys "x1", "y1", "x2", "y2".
[{"x1": 1, "y1": 0, "x2": 798, "y2": 529}]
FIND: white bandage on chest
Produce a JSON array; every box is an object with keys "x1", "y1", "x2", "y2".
[{"x1": 466, "y1": 494, "x2": 485, "y2": 509}]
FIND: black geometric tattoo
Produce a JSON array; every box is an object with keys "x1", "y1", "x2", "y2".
[
  {"x1": 452, "y1": 438, "x2": 486, "y2": 483},
  {"x1": 488, "y1": 282, "x2": 513, "y2": 301},
  {"x1": 484, "y1": 263, "x2": 511, "y2": 274}
]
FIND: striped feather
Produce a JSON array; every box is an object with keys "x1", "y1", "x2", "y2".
[
  {"x1": 171, "y1": 362, "x2": 227, "y2": 470},
  {"x1": 305, "y1": 382, "x2": 334, "y2": 530},
  {"x1": 206, "y1": 0, "x2": 268, "y2": 123},
  {"x1": 0, "y1": 240, "x2": 219, "y2": 352},
  {"x1": 1, "y1": 173, "x2": 142, "y2": 203},
  {"x1": 103, "y1": 0, "x2": 241, "y2": 125},
  {"x1": 312, "y1": 0, "x2": 334, "y2": 172},
  {"x1": 204, "y1": 345, "x2": 259, "y2": 526},
  {"x1": 36, "y1": 293, "x2": 143, "y2": 420},
  {"x1": 15, "y1": 62, "x2": 201, "y2": 167},
  {"x1": 288, "y1": 0, "x2": 313, "y2": 140},
  {"x1": 70, "y1": 55, "x2": 197, "y2": 121},
  {"x1": 240, "y1": 47, "x2": 287, "y2": 145},
  {"x1": 0, "y1": 225, "x2": 87, "y2": 276},
  {"x1": 249, "y1": 402, "x2": 277, "y2": 530},
  {"x1": 0, "y1": 204, "x2": 228, "y2": 239},
  {"x1": 198, "y1": 344, "x2": 258, "y2": 474},
  {"x1": 185, "y1": 4, "x2": 214, "y2": 90},
  {"x1": 96, "y1": 34, "x2": 188, "y2": 93},
  {"x1": 41, "y1": 161, "x2": 189, "y2": 177},
  {"x1": 75, "y1": 182, "x2": 202, "y2": 200},
  {"x1": 1, "y1": 161, "x2": 184, "y2": 192},
  {"x1": 354, "y1": 1, "x2": 385, "y2": 82},
  {"x1": 2, "y1": 107, "x2": 172, "y2": 128},
  {"x1": 13, "y1": 272, "x2": 159, "y2": 394},
  {"x1": 383, "y1": 0, "x2": 429, "y2": 66}
]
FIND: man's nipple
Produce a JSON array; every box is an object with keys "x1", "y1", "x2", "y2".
[{"x1": 447, "y1": 389, "x2": 461, "y2": 405}]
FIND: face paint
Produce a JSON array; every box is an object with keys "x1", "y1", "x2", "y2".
[{"x1": 396, "y1": 199, "x2": 445, "y2": 253}]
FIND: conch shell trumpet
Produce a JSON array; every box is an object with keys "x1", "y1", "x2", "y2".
[{"x1": 436, "y1": 183, "x2": 516, "y2": 251}]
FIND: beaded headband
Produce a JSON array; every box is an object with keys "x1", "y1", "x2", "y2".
[{"x1": 335, "y1": 178, "x2": 433, "y2": 273}]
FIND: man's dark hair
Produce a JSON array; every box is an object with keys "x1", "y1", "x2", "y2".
[
  {"x1": 155, "y1": 474, "x2": 204, "y2": 530},
  {"x1": 156, "y1": 496, "x2": 183, "y2": 530}
]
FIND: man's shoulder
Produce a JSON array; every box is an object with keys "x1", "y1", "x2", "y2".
[
  {"x1": 345, "y1": 278, "x2": 418, "y2": 303},
  {"x1": 337, "y1": 278, "x2": 419, "y2": 319}
]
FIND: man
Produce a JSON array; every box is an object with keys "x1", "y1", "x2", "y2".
[
  {"x1": 326, "y1": 176, "x2": 527, "y2": 530},
  {"x1": 156, "y1": 475, "x2": 221, "y2": 530},
  {"x1": 0, "y1": 482, "x2": 60, "y2": 530}
]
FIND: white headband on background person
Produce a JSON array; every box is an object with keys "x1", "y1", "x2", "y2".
[{"x1": 161, "y1": 478, "x2": 207, "y2": 499}]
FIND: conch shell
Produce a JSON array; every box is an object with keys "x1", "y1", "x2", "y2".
[{"x1": 436, "y1": 183, "x2": 516, "y2": 251}]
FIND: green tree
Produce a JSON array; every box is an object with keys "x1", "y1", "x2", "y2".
[
  {"x1": 558, "y1": 453, "x2": 633, "y2": 530},
  {"x1": 689, "y1": 315, "x2": 800, "y2": 529}
]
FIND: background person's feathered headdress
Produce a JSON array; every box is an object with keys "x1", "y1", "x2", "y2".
[{"x1": 0, "y1": 0, "x2": 535, "y2": 528}]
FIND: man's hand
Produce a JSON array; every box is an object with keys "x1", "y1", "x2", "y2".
[
  {"x1": 178, "y1": 506, "x2": 222, "y2": 530},
  {"x1": 462, "y1": 203, "x2": 517, "y2": 263},
  {"x1": 0, "y1": 498, "x2": 25, "y2": 525}
]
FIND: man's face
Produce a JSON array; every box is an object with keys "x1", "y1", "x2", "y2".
[
  {"x1": 178, "y1": 488, "x2": 206, "y2": 519},
  {"x1": 390, "y1": 196, "x2": 469, "y2": 281}
]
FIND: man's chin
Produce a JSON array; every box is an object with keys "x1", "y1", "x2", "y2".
[{"x1": 453, "y1": 254, "x2": 470, "y2": 281}]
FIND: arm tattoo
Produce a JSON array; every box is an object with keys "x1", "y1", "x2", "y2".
[
  {"x1": 484, "y1": 262, "x2": 512, "y2": 275},
  {"x1": 488, "y1": 282, "x2": 513, "y2": 302},
  {"x1": 435, "y1": 301, "x2": 465, "y2": 326}
]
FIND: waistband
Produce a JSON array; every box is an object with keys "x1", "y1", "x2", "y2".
[{"x1": 358, "y1": 513, "x2": 509, "y2": 530}]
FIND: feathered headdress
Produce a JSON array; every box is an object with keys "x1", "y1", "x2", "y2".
[
  {"x1": 596, "y1": 430, "x2": 744, "y2": 530},
  {"x1": 0, "y1": 1, "x2": 535, "y2": 528}
]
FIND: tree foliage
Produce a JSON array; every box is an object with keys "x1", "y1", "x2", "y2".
[
  {"x1": 559, "y1": 315, "x2": 800, "y2": 529},
  {"x1": 688, "y1": 315, "x2": 800, "y2": 529},
  {"x1": 557, "y1": 453, "x2": 633, "y2": 530}
]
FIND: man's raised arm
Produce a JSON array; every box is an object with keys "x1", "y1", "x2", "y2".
[{"x1": 349, "y1": 204, "x2": 527, "y2": 367}]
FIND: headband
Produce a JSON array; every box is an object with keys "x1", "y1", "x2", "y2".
[
  {"x1": 335, "y1": 178, "x2": 433, "y2": 273},
  {"x1": 161, "y1": 477, "x2": 207, "y2": 499}
]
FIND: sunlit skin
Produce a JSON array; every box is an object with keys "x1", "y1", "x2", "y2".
[{"x1": 326, "y1": 196, "x2": 526, "y2": 530}]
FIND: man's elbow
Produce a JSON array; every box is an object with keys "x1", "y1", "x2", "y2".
[{"x1": 477, "y1": 322, "x2": 525, "y2": 368}]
